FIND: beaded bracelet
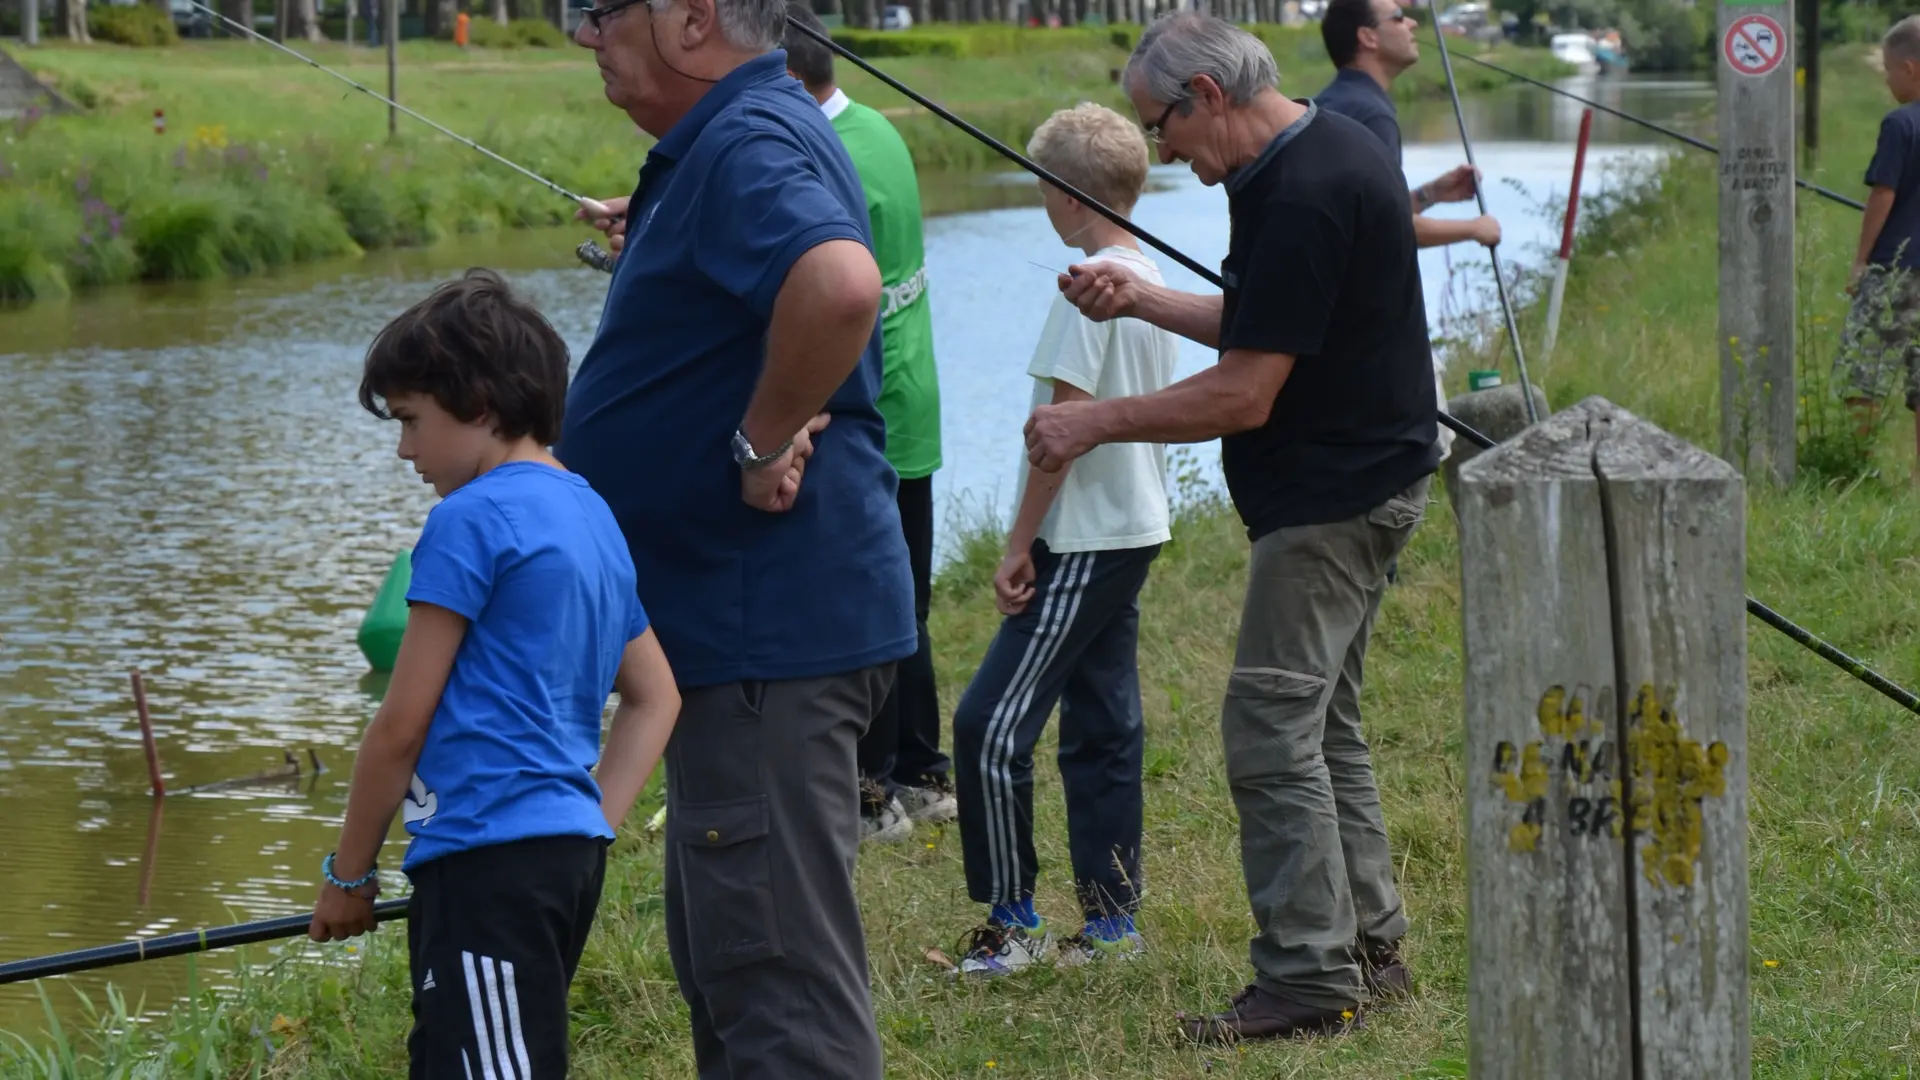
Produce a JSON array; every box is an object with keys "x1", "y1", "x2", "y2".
[{"x1": 322, "y1": 852, "x2": 378, "y2": 892}]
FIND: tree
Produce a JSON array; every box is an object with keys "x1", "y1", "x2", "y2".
[{"x1": 62, "y1": 0, "x2": 89, "y2": 40}]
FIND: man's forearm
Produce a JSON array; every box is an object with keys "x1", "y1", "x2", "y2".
[
  {"x1": 1083, "y1": 352, "x2": 1292, "y2": 446},
  {"x1": 1136, "y1": 284, "x2": 1223, "y2": 348},
  {"x1": 740, "y1": 240, "x2": 883, "y2": 453}
]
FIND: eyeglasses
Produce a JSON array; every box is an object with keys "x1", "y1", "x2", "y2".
[
  {"x1": 1144, "y1": 83, "x2": 1190, "y2": 144},
  {"x1": 579, "y1": 0, "x2": 646, "y2": 34}
]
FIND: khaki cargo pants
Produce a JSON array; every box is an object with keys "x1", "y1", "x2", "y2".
[{"x1": 1222, "y1": 476, "x2": 1428, "y2": 1011}]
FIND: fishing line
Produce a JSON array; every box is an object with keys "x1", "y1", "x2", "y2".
[
  {"x1": 1427, "y1": 4, "x2": 1540, "y2": 425},
  {"x1": 1453, "y1": 52, "x2": 1866, "y2": 212},
  {"x1": 173, "y1": 0, "x2": 621, "y2": 245}
]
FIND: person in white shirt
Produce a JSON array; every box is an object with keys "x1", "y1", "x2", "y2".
[{"x1": 950, "y1": 102, "x2": 1179, "y2": 977}]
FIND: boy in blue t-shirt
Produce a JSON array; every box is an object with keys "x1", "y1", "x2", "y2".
[
  {"x1": 1841, "y1": 14, "x2": 1920, "y2": 478},
  {"x1": 307, "y1": 269, "x2": 681, "y2": 1078}
]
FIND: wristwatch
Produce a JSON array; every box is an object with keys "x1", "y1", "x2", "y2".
[
  {"x1": 731, "y1": 429, "x2": 792, "y2": 471},
  {"x1": 1413, "y1": 183, "x2": 1434, "y2": 212}
]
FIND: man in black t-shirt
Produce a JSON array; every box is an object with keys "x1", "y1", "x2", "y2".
[{"x1": 1025, "y1": 10, "x2": 1438, "y2": 1043}]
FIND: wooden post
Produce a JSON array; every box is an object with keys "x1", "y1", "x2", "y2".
[
  {"x1": 1717, "y1": 0, "x2": 1796, "y2": 486},
  {"x1": 385, "y1": 0, "x2": 398, "y2": 138},
  {"x1": 130, "y1": 669, "x2": 167, "y2": 798},
  {"x1": 1459, "y1": 396, "x2": 1750, "y2": 1079}
]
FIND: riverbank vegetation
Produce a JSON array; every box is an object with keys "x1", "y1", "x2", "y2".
[
  {"x1": 0, "y1": 27, "x2": 1565, "y2": 304},
  {"x1": 9, "y1": 44, "x2": 1920, "y2": 1079}
]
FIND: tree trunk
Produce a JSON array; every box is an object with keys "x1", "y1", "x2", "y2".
[
  {"x1": 912, "y1": 0, "x2": 928, "y2": 26},
  {"x1": 491, "y1": 0, "x2": 505, "y2": 22},
  {"x1": 423, "y1": 0, "x2": 444, "y2": 37},
  {"x1": 63, "y1": 0, "x2": 89, "y2": 41},
  {"x1": 220, "y1": 0, "x2": 253, "y2": 36},
  {"x1": 284, "y1": 0, "x2": 320, "y2": 39}
]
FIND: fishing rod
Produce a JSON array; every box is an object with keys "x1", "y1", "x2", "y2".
[
  {"x1": 0, "y1": 899, "x2": 410, "y2": 986},
  {"x1": 1453, "y1": 52, "x2": 1866, "y2": 212},
  {"x1": 801, "y1": 24, "x2": 1920, "y2": 720},
  {"x1": 175, "y1": 0, "x2": 621, "y2": 267},
  {"x1": 1428, "y1": 8, "x2": 1540, "y2": 426}
]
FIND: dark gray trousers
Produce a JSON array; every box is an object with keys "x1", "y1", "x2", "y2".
[{"x1": 663, "y1": 665, "x2": 895, "y2": 1080}]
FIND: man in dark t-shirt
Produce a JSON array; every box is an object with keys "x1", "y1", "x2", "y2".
[{"x1": 1027, "y1": 10, "x2": 1437, "y2": 1043}]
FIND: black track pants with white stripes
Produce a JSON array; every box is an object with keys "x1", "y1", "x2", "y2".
[
  {"x1": 953, "y1": 538, "x2": 1160, "y2": 921},
  {"x1": 405, "y1": 835, "x2": 608, "y2": 1079}
]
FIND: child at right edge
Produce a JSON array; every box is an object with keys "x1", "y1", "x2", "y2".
[
  {"x1": 951, "y1": 102, "x2": 1179, "y2": 976},
  {"x1": 1839, "y1": 14, "x2": 1920, "y2": 481}
]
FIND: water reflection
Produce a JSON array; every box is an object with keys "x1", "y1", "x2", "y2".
[{"x1": 0, "y1": 73, "x2": 1700, "y2": 1036}]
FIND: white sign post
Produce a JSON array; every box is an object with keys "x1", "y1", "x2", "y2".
[{"x1": 1717, "y1": 5, "x2": 1796, "y2": 486}]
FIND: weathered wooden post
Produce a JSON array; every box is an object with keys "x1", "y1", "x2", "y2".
[
  {"x1": 1459, "y1": 396, "x2": 1750, "y2": 1078},
  {"x1": 1717, "y1": 0, "x2": 1796, "y2": 485}
]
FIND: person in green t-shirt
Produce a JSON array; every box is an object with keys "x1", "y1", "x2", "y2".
[{"x1": 784, "y1": 3, "x2": 953, "y2": 846}]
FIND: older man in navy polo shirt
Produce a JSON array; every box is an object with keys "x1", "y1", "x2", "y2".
[{"x1": 560, "y1": 0, "x2": 914, "y2": 1073}]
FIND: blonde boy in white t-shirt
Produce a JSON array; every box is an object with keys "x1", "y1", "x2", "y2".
[{"x1": 952, "y1": 103, "x2": 1180, "y2": 977}]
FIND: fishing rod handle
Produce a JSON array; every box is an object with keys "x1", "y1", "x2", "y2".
[{"x1": 0, "y1": 898, "x2": 410, "y2": 986}]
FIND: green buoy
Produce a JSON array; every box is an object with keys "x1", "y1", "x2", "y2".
[{"x1": 357, "y1": 550, "x2": 412, "y2": 673}]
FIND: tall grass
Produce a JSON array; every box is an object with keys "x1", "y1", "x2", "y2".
[{"x1": 0, "y1": 32, "x2": 1566, "y2": 304}]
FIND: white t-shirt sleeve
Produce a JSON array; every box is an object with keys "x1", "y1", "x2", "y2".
[{"x1": 1026, "y1": 293, "x2": 1109, "y2": 396}]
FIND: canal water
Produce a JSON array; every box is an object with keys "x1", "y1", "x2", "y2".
[{"x1": 0, "y1": 73, "x2": 1706, "y2": 1037}]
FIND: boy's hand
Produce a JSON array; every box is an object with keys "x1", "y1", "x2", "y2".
[
  {"x1": 1026, "y1": 400, "x2": 1101, "y2": 473},
  {"x1": 1059, "y1": 261, "x2": 1144, "y2": 322},
  {"x1": 740, "y1": 413, "x2": 831, "y2": 514},
  {"x1": 308, "y1": 880, "x2": 380, "y2": 943},
  {"x1": 1848, "y1": 262, "x2": 1867, "y2": 295},
  {"x1": 993, "y1": 548, "x2": 1037, "y2": 615},
  {"x1": 1470, "y1": 215, "x2": 1502, "y2": 248},
  {"x1": 1426, "y1": 164, "x2": 1481, "y2": 204}
]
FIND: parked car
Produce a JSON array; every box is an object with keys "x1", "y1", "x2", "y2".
[
  {"x1": 881, "y1": 4, "x2": 912, "y2": 29},
  {"x1": 170, "y1": 0, "x2": 212, "y2": 37}
]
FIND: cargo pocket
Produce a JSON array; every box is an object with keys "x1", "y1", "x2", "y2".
[
  {"x1": 674, "y1": 796, "x2": 783, "y2": 974},
  {"x1": 1366, "y1": 485, "x2": 1427, "y2": 533},
  {"x1": 1222, "y1": 666, "x2": 1328, "y2": 781}
]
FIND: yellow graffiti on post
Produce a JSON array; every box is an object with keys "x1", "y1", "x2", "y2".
[{"x1": 1624, "y1": 684, "x2": 1729, "y2": 890}]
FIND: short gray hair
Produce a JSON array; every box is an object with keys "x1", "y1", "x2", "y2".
[
  {"x1": 1123, "y1": 12, "x2": 1279, "y2": 108},
  {"x1": 650, "y1": 0, "x2": 786, "y2": 52},
  {"x1": 1887, "y1": 13, "x2": 1920, "y2": 66}
]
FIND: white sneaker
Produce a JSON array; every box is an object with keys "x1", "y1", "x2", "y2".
[
  {"x1": 896, "y1": 777, "x2": 957, "y2": 824},
  {"x1": 859, "y1": 779, "x2": 914, "y2": 845},
  {"x1": 957, "y1": 919, "x2": 1052, "y2": 977}
]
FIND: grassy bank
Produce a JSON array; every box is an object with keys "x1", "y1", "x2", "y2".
[
  {"x1": 10, "y1": 47, "x2": 1920, "y2": 1077},
  {"x1": 0, "y1": 28, "x2": 1565, "y2": 304}
]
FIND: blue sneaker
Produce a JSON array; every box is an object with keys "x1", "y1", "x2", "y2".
[{"x1": 1057, "y1": 914, "x2": 1145, "y2": 967}]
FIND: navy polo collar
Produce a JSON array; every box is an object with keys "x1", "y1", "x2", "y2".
[
  {"x1": 651, "y1": 49, "x2": 791, "y2": 162},
  {"x1": 1225, "y1": 98, "x2": 1316, "y2": 196}
]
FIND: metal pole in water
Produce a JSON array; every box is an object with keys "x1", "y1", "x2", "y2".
[{"x1": 1541, "y1": 107, "x2": 1593, "y2": 362}]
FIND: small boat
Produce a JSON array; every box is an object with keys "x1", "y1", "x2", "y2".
[{"x1": 1550, "y1": 32, "x2": 1603, "y2": 76}]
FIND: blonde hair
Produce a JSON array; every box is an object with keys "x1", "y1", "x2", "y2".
[{"x1": 1026, "y1": 102, "x2": 1151, "y2": 215}]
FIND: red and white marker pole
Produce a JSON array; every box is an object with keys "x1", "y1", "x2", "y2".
[{"x1": 1541, "y1": 106, "x2": 1594, "y2": 362}]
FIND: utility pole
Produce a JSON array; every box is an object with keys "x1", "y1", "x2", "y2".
[
  {"x1": 1717, "y1": 0, "x2": 1797, "y2": 485},
  {"x1": 386, "y1": 0, "x2": 398, "y2": 139},
  {"x1": 1803, "y1": 0, "x2": 1820, "y2": 161}
]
